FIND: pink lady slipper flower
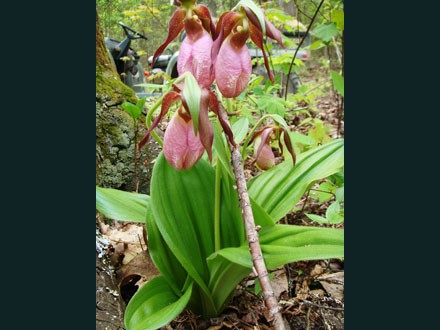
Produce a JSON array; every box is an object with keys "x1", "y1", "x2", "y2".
[
  {"x1": 178, "y1": 28, "x2": 214, "y2": 88},
  {"x1": 212, "y1": 7, "x2": 286, "y2": 98},
  {"x1": 214, "y1": 26, "x2": 252, "y2": 98},
  {"x1": 249, "y1": 125, "x2": 296, "y2": 170},
  {"x1": 253, "y1": 134, "x2": 275, "y2": 170},
  {"x1": 151, "y1": 0, "x2": 216, "y2": 87},
  {"x1": 138, "y1": 85, "x2": 235, "y2": 171},
  {"x1": 163, "y1": 108, "x2": 204, "y2": 171}
]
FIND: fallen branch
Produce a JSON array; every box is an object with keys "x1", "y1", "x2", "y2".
[{"x1": 218, "y1": 103, "x2": 286, "y2": 330}]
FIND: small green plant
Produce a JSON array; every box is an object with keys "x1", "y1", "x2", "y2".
[{"x1": 122, "y1": 98, "x2": 146, "y2": 192}]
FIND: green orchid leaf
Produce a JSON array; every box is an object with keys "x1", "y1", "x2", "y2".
[
  {"x1": 146, "y1": 207, "x2": 187, "y2": 293},
  {"x1": 209, "y1": 224, "x2": 344, "y2": 271},
  {"x1": 95, "y1": 187, "x2": 149, "y2": 223},
  {"x1": 232, "y1": 117, "x2": 249, "y2": 145},
  {"x1": 212, "y1": 120, "x2": 234, "y2": 178},
  {"x1": 182, "y1": 73, "x2": 201, "y2": 134},
  {"x1": 151, "y1": 153, "x2": 215, "y2": 300},
  {"x1": 124, "y1": 276, "x2": 193, "y2": 330},
  {"x1": 217, "y1": 164, "x2": 246, "y2": 248},
  {"x1": 251, "y1": 197, "x2": 275, "y2": 227},
  {"x1": 207, "y1": 252, "x2": 251, "y2": 312},
  {"x1": 248, "y1": 139, "x2": 344, "y2": 222}
]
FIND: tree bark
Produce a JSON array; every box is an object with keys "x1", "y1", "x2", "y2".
[{"x1": 96, "y1": 8, "x2": 158, "y2": 194}]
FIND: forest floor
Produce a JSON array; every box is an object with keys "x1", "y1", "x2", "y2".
[{"x1": 97, "y1": 61, "x2": 344, "y2": 330}]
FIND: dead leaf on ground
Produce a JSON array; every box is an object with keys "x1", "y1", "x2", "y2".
[
  {"x1": 271, "y1": 269, "x2": 289, "y2": 299},
  {"x1": 317, "y1": 271, "x2": 344, "y2": 301}
]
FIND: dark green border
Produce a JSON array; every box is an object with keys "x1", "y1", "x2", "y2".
[
  {"x1": 1, "y1": 1, "x2": 95, "y2": 328},
  {"x1": 346, "y1": 1, "x2": 439, "y2": 328}
]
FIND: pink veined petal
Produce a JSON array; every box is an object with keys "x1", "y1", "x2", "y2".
[
  {"x1": 163, "y1": 112, "x2": 204, "y2": 171},
  {"x1": 215, "y1": 39, "x2": 252, "y2": 98},
  {"x1": 177, "y1": 31, "x2": 214, "y2": 88},
  {"x1": 183, "y1": 121, "x2": 205, "y2": 170}
]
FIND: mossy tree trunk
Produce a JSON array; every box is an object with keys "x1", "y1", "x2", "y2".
[
  {"x1": 96, "y1": 9, "x2": 141, "y2": 330},
  {"x1": 96, "y1": 8, "x2": 156, "y2": 194}
]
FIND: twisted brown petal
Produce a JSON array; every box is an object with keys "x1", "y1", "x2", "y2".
[
  {"x1": 248, "y1": 20, "x2": 274, "y2": 83},
  {"x1": 152, "y1": 9, "x2": 185, "y2": 67},
  {"x1": 208, "y1": 91, "x2": 236, "y2": 147},
  {"x1": 138, "y1": 91, "x2": 181, "y2": 151},
  {"x1": 282, "y1": 128, "x2": 296, "y2": 166},
  {"x1": 243, "y1": 7, "x2": 285, "y2": 48},
  {"x1": 198, "y1": 90, "x2": 214, "y2": 162}
]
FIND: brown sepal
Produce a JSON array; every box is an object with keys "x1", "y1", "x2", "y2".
[
  {"x1": 193, "y1": 4, "x2": 216, "y2": 38},
  {"x1": 249, "y1": 20, "x2": 274, "y2": 82},
  {"x1": 282, "y1": 128, "x2": 296, "y2": 166},
  {"x1": 138, "y1": 91, "x2": 181, "y2": 151},
  {"x1": 208, "y1": 91, "x2": 236, "y2": 147},
  {"x1": 264, "y1": 15, "x2": 285, "y2": 48},
  {"x1": 152, "y1": 9, "x2": 185, "y2": 67},
  {"x1": 243, "y1": 7, "x2": 285, "y2": 48},
  {"x1": 198, "y1": 90, "x2": 214, "y2": 162}
]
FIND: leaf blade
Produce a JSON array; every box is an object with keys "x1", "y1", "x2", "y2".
[
  {"x1": 95, "y1": 187, "x2": 149, "y2": 223},
  {"x1": 182, "y1": 73, "x2": 202, "y2": 134},
  {"x1": 124, "y1": 276, "x2": 193, "y2": 330},
  {"x1": 248, "y1": 139, "x2": 344, "y2": 222}
]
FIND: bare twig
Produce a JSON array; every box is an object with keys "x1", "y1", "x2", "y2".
[
  {"x1": 293, "y1": 0, "x2": 313, "y2": 21},
  {"x1": 308, "y1": 188, "x2": 336, "y2": 196},
  {"x1": 284, "y1": 0, "x2": 325, "y2": 100},
  {"x1": 217, "y1": 103, "x2": 286, "y2": 330},
  {"x1": 331, "y1": 36, "x2": 342, "y2": 66},
  {"x1": 144, "y1": 4, "x2": 167, "y2": 31},
  {"x1": 300, "y1": 189, "x2": 311, "y2": 213},
  {"x1": 306, "y1": 306, "x2": 311, "y2": 330},
  {"x1": 137, "y1": 234, "x2": 145, "y2": 251},
  {"x1": 280, "y1": 299, "x2": 344, "y2": 311}
]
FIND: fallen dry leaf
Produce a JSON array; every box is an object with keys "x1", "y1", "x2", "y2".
[{"x1": 317, "y1": 271, "x2": 344, "y2": 301}]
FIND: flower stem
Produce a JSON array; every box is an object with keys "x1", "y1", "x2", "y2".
[{"x1": 214, "y1": 159, "x2": 222, "y2": 252}]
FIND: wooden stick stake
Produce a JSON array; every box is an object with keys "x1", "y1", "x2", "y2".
[{"x1": 218, "y1": 103, "x2": 286, "y2": 330}]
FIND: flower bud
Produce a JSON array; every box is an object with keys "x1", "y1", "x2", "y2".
[
  {"x1": 253, "y1": 136, "x2": 275, "y2": 170},
  {"x1": 163, "y1": 111, "x2": 205, "y2": 171}
]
